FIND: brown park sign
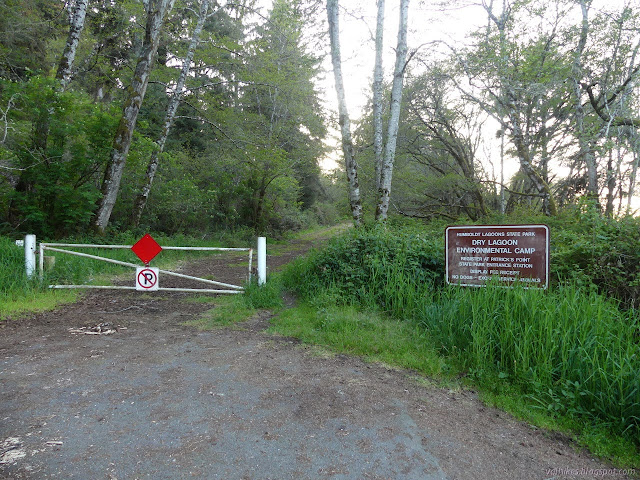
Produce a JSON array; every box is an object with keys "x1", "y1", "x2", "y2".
[{"x1": 446, "y1": 225, "x2": 549, "y2": 289}]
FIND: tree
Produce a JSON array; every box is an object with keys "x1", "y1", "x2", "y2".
[
  {"x1": 452, "y1": 0, "x2": 574, "y2": 215},
  {"x1": 6, "y1": 0, "x2": 90, "y2": 229},
  {"x1": 327, "y1": 0, "x2": 362, "y2": 225},
  {"x1": 404, "y1": 65, "x2": 488, "y2": 218},
  {"x1": 0, "y1": 0, "x2": 62, "y2": 81},
  {"x1": 93, "y1": 0, "x2": 176, "y2": 233},
  {"x1": 57, "y1": 0, "x2": 89, "y2": 90},
  {"x1": 372, "y1": 0, "x2": 385, "y2": 192},
  {"x1": 570, "y1": 0, "x2": 599, "y2": 202},
  {"x1": 450, "y1": 0, "x2": 640, "y2": 216},
  {"x1": 132, "y1": 0, "x2": 212, "y2": 227},
  {"x1": 375, "y1": 0, "x2": 409, "y2": 221},
  {"x1": 236, "y1": 0, "x2": 326, "y2": 231}
]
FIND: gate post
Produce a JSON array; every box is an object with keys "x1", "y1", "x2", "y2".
[
  {"x1": 257, "y1": 236, "x2": 267, "y2": 285},
  {"x1": 25, "y1": 234, "x2": 36, "y2": 278}
]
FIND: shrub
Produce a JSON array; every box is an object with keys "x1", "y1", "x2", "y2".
[{"x1": 282, "y1": 223, "x2": 444, "y2": 318}]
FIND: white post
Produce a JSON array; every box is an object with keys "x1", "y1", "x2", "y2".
[
  {"x1": 39, "y1": 242, "x2": 44, "y2": 280},
  {"x1": 257, "y1": 236, "x2": 267, "y2": 285},
  {"x1": 25, "y1": 234, "x2": 36, "y2": 279}
]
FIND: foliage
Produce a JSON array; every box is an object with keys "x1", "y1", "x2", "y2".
[
  {"x1": 282, "y1": 223, "x2": 444, "y2": 316},
  {"x1": 0, "y1": 77, "x2": 119, "y2": 237},
  {"x1": 548, "y1": 207, "x2": 640, "y2": 308},
  {"x1": 0, "y1": 0, "x2": 329, "y2": 238},
  {"x1": 0, "y1": 0, "x2": 63, "y2": 80},
  {"x1": 489, "y1": 203, "x2": 640, "y2": 309}
]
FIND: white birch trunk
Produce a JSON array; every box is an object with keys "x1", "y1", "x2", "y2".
[
  {"x1": 626, "y1": 133, "x2": 640, "y2": 213},
  {"x1": 373, "y1": 0, "x2": 385, "y2": 192},
  {"x1": 133, "y1": 0, "x2": 211, "y2": 226},
  {"x1": 375, "y1": 0, "x2": 409, "y2": 221},
  {"x1": 327, "y1": 0, "x2": 362, "y2": 225},
  {"x1": 57, "y1": 0, "x2": 88, "y2": 90},
  {"x1": 93, "y1": 0, "x2": 176, "y2": 233}
]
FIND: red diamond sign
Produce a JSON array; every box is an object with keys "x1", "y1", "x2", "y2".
[{"x1": 131, "y1": 234, "x2": 162, "y2": 265}]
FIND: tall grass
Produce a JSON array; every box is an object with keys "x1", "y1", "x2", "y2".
[
  {"x1": 282, "y1": 225, "x2": 640, "y2": 445},
  {"x1": 423, "y1": 283, "x2": 640, "y2": 439},
  {"x1": 0, "y1": 236, "x2": 40, "y2": 299}
]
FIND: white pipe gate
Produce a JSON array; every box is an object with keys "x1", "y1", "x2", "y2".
[{"x1": 22, "y1": 235, "x2": 267, "y2": 293}]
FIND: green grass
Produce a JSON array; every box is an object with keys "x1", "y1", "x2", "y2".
[
  {"x1": 421, "y1": 283, "x2": 640, "y2": 443},
  {"x1": 183, "y1": 276, "x2": 285, "y2": 329},
  {"x1": 184, "y1": 295, "x2": 254, "y2": 329},
  {"x1": 269, "y1": 302, "x2": 447, "y2": 378},
  {"x1": 0, "y1": 289, "x2": 78, "y2": 319}
]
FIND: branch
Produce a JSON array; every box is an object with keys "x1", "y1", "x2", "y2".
[
  {"x1": 0, "y1": 94, "x2": 18, "y2": 144},
  {"x1": 480, "y1": 179, "x2": 549, "y2": 198},
  {"x1": 582, "y1": 61, "x2": 640, "y2": 128}
]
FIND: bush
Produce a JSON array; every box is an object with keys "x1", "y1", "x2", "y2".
[
  {"x1": 282, "y1": 223, "x2": 444, "y2": 317},
  {"x1": 548, "y1": 207, "x2": 640, "y2": 308}
]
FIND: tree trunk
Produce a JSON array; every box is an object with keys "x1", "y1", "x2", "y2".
[
  {"x1": 132, "y1": 0, "x2": 211, "y2": 227},
  {"x1": 375, "y1": 0, "x2": 409, "y2": 221},
  {"x1": 572, "y1": 0, "x2": 599, "y2": 203},
  {"x1": 372, "y1": 0, "x2": 385, "y2": 192},
  {"x1": 327, "y1": 0, "x2": 362, "y2": 226},
  {"x1": 93, "y1": 0, "x2": 176, "y2": 234},
  {"x1": 510, "y1": 122, "x2": 558, "y2": 216},
  {"x1": 627, "y1": 146, "x2": 639, "y2": 214},
  {"x1": 56, "y1": 0, "x2": 88, "y2": 90}
]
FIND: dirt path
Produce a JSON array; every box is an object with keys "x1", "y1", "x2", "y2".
[{"x1": 0, "y1": 229, "x2": 634, "y2": 480}]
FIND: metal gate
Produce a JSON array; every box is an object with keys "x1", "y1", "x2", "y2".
[{"x1": 22, "y1": 235, "x2": 266, "y2": 294}]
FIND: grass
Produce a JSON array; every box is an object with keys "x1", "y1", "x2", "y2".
[
  {"x1": 421, "y1": 283, "x2": 640, "y2": 444},
  {"x1": 269, "y1": 302, "x2": 447, "y2": 378},
  {"x1": 183, "y1": 295, "x2": 254, "y2": 329},
  {"x1": 0, "y1": 289, "x2": 78, "y2": 319},
  {"x1": 183, "y1": 276, "x2": 284, "y2": 329}
]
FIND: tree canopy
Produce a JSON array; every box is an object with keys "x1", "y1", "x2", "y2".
[{"x1": 1, "y1": 0, "x2": 639, "y2": 238}]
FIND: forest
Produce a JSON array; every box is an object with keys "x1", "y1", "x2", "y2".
[{"x1": 0, "y1": 0, "x2": 638, "y2": 238}]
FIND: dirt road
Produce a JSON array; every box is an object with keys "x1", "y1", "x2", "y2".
[{"x1": 0, "y1": 232, "x2": 634, "y2": 479}]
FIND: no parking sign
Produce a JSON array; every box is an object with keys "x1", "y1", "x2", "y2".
[{"x1": 136, "y1": 267, "x2": 159, "y2": 291}]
